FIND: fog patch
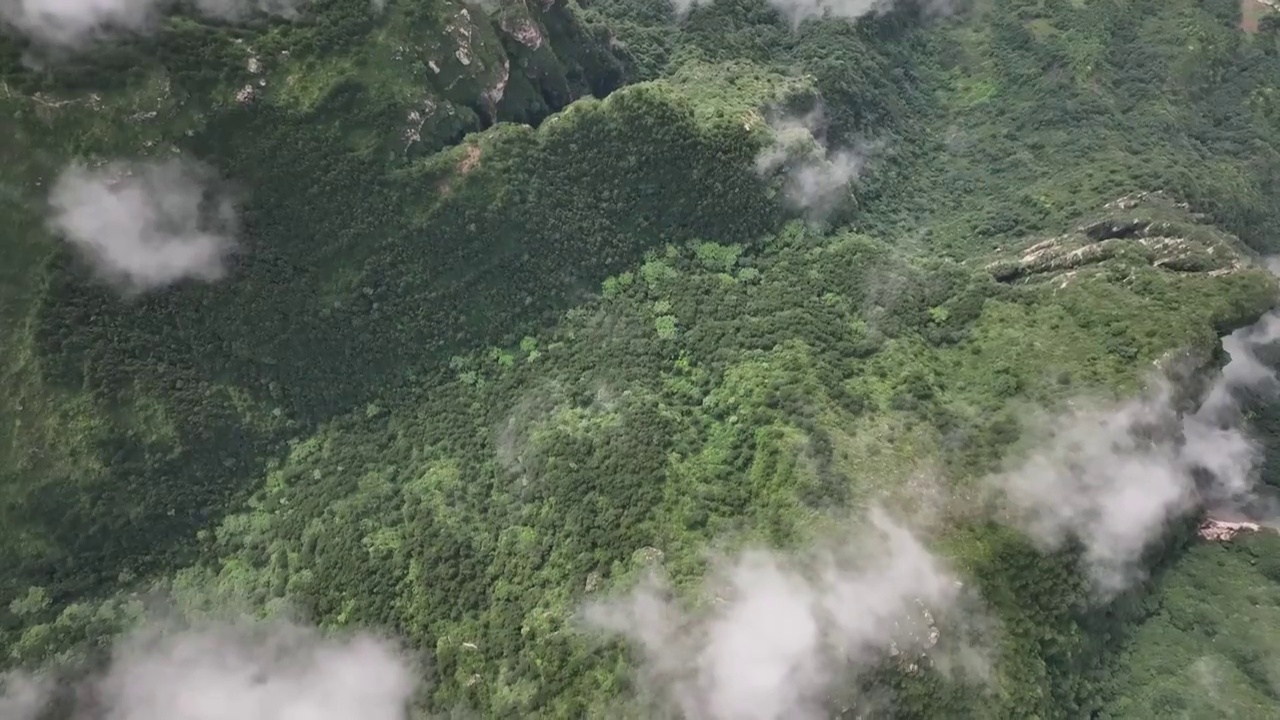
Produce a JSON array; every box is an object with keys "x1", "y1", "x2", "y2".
[
  {"x1": 191, "y1": 0, "x2": 304, "y2": 21},
  {"x1": 47, "y1": 158, "x2": 239, "y2": 295},
  {"x1": 1199, "y1": 311, "x2": 1280, "y2": 423},
  {"x1": 672, "y1": 0, "x2": 956, "y2": 26},
  {"x1": 0, "y1": 672, "x2": 50, "y2": 720},
  {"x1": 754, "y1": 106, "x2": 877, "y2": 221},
  {"x1": 583, "y1": 507, "x2": 988, "y2": 719},
  {"x1": 2, "y1": 0, "x2": 305, "y2": 49},
  {"x1": 761, "y1": 0, "x2": 889, "y2": 25},
  {"x1": 0, "y1": 618, "x2": 416, "y2": 720},
  {"x1": 994, "y1": 309, "x2": 1280, "y2": 597}
]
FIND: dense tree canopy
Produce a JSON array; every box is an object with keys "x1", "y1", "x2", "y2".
[{"x1": 3, "y1": 0, "x2": 1280, "y2": 715}]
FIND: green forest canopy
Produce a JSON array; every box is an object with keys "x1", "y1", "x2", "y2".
[{"x1": 4, "y1": 0, "x2": 1280, "y2": 715}]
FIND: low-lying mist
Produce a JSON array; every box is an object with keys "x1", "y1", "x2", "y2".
[
  {"x1": 753, "y1": 106, "x2": 877, "y2": 222},
  {"x1": 0, "y1": 618, "x2": 416, "y2": 720},
  {"x1": 584, "y1": 507, "x2": 990, "y2": 720},
  {"x1": 2, "y1": 0, "x2": 306, "y2": 49},
  {"x1": 46, "y1": 158, "x2": 240, "y2": 296}
]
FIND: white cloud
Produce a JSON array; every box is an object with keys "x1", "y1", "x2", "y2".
[
  {"x1": 47, "y1": 158, "x2": 239, "y2": 295},
  {"x1": 1198, "y1": 311, "x2": 1280, "y2": 424},
  {"x1": 2, "y1": 0, "x2": 304, "y2": 49},
  {"x1": 1, "y1": 0, "x2": 158, "y2": 47},
  {"x1": 673, "y1": 0, "x2": 955, "y2": 26},
  {"x1": 0, "y1": 619, "x2": 416, "y2": 720},
  {"x1": 994, "y1": 310, "x2": 1280, "y2": 596},
  {"x1": 0, "y1": 672, "x2": 50, "y2": 720},
  {"x1": 584, "y1": 508, "x2": 982, "y2": 720},
  {"x1": 766, "y1": 0, "x2": 884, "y2": 24},
  {"x1": 754, "y1": 106, "x2": 876, "y2": 220},
  {"x1": 995, "y1": 385, "x2": 1203, "y2": 595},
  {"x1": 191, "y1": 0, "x2": 303, "y2": 21}
]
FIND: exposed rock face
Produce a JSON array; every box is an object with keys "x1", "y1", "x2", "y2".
[
  {"x1": 386, "y1": 0, "x2": 630, "y2": 155},
  {"x1": 403, "y1": 105, "x2": 427, "y2": 148},
  {"x1": 1080, "y1": 217, "x2": 1152, "y2": 242},
  {"x1": 482, "y1": 56, "x2": 510, "y2": 113},
  {"x1": 636, "y1": 546, "x2": 665, "y2": 565},
  {"x1": 500, "y1": 10, "x2": 546, "y2": 50},
  {"x1": 1104, "y1": 190, "x2": 1190, "y2": 212},
  {"x1": 449, "y1": 7, "x2": 476, "y2": 67},
  {"x1": 1198, "y1": 518, "x2": 1262, "y2": 542},
  {"x1": 985, "y1": 194, "x2": 1251, "y2": 284},
  {"x1": 886, "y1": 598, "x2": 943, "y2": 676}
]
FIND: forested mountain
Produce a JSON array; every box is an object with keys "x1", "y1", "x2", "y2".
[{"x1": 4, "y1": 0, "x2": 1280, "y2": 715}]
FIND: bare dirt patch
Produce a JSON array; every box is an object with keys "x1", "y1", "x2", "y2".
[
  {"x1": 1242, "y1": 0, "x2": 1273, "y2": 33},
  {"x1": 458, "y1": 144, "x2": 482, "y2": 175},
  {"x1": 436, "y1": 144, "x2": 484, "y2": 197}
]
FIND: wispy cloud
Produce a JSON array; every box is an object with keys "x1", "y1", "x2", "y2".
[
  {"x1": 0, "y1": 672, "x2": 48, "y2": 720},
  {"x1": 994, "y1": 310, "x2": 1280, "y2": 596},
  {"x1": 0, "y1": 618, "x2": 416, "y2": 720},
  {"x1": 1199, "y1": 312, "x2": 1280, "y2": 424},
  {"x1": 584, "y1": 508, "x2": 987, "y2": 720},
  {"x1": 673, "y1": 0, "x2": 957, "y2": 26},
  {"x1": 754, "y1": 106, "x2": 877, "y2": 221},
  {"x1": 47, "y1": 158, "x2": 239, "y2": 295},
  {"x1": 2, "y1": 0, "x2": 304, "y2": 49}
]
